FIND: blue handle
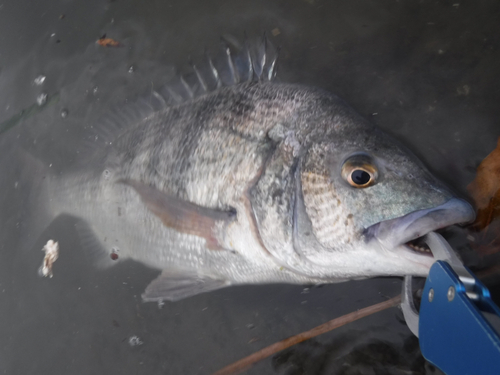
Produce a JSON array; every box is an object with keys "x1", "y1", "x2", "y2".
[{"x1": 419, "y1": 261, "x2": 500, "y2": 374}]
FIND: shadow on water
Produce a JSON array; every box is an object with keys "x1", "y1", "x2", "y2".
[
  {"x1": 0, "y1": 0, "x2": 499, "y2": 374},
  {"x1": 272, "y1": 333, "x2": 438, "y2": 375}
]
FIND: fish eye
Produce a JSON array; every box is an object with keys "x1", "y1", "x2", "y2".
[
  {"x1": 341, "y1": 154, "x2": 378, "y2": 188},
  {"x1": 350, "y1": 169, "x2": 371, "y2": 185}
]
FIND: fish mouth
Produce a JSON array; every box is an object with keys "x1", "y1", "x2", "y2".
[
  {"x1": 405, "y1": 236, "x2": 433, "y2": 257},
  {"x1": 365, "y1": 198, "x2": 476, "y2": 268}
]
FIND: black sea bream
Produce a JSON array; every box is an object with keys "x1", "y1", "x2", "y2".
[{"x1": 38, "y1": 37, "x2": 474, "y2": 301}]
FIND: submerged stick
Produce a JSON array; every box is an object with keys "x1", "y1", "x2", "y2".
[
  {"x1": 212, "y1": 294, "x2": 402, "y2": 375},
  {"x1": 0, "y1": 93, "x2": 59, "y2": 135}
]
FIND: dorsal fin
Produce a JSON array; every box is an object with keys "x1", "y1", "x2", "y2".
[
  {"x1": 158, "y1": 33, "x2": 279, "y2": 101},
  {"x1": 80, "y1": 34, "x2": 280, "y2": 158}
]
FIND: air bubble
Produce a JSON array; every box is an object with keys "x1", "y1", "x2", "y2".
[
  {"x1": 34, "y1": 75, "x2": 46, "y2": 85},
  {"x1": 36, "y1": 93, "x2": 47, "y2": 106}
]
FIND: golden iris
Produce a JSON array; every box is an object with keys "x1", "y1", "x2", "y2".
[{"x1": 341, "y1": 154, "x2": 378, "y2": 188}]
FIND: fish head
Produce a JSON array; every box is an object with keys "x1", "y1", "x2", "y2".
[{"x1": 294, "y1": 122, "x2": 475, "y2": 279}]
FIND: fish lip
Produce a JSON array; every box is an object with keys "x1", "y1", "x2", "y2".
[{"x1": 365, "y1": 198, "x2": 476, "y2": 260}]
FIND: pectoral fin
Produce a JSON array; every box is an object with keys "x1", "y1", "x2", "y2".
[
  {"x1": 142, "y1": 270, "x2": 229, "y2": 301},
  {"x1": 119, "y1": 179, "x2": 236, "y2": 250}
]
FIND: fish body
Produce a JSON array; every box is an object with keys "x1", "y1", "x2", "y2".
[{"x1": 43, "y1": 39, "x2": 474, "y2": 301}]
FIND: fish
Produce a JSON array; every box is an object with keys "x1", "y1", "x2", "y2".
[{"x1": 23, "y1": 36, "x2": 475, "y2": 301}]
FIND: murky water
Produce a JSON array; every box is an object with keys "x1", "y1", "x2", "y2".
[{"x1": 0, "y1": 1, "x2": 499, "y2": 374}]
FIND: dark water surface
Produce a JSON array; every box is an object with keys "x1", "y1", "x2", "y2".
[{"x1": 0, "y1": 1, "x2": 499, "y2": 374}]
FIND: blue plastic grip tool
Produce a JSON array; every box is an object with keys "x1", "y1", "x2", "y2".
[
  {"x1": 401, "y1": 232, "x2": 500, "y2": 374},
  {"x1": 419, "y1": 261, "x2": 500, "y2": 374}
]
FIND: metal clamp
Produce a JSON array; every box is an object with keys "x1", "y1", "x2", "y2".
[{"x1": 402, "y1": 231, "x2": 475, "y2": 337}]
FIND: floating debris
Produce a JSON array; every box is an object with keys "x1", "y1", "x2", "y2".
[
  {"x1": 39, "y1": 240, "x2": 59, "y2": 278},
  {"x1": 128, "y1": 65, "x2": 136, "y2": 73},
  {"x1": 96, "y1": 34, "x2": 121, "y2": 47},
  {"x1": 110, "y1": 246, "x2": 119, "y2": 260},
  {"x1": 36, "y1": 93, "x2": 48, "y2": 106},
  {"x1": 128, "y1": 336, "x2": 143, "y2": 346},
  {"x1": 60, "y1": 109, "x2": 69, "y2": 118},
  {"x1": 34, "y1": 75, "x2": 46, "y2": 85}
]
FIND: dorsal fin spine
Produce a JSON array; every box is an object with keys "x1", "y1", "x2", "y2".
[
  {"x1": 152, "y1": 91, "x2": 167, "y2": 107},
  {"x1": 166, "y1": 86, "x2": 184, "y2": 104},
  {"x1": 206, "y1": 51, "x2": 222, "y2": 89},
  {"x1": 242, "y1": 40, "x2": 253, "y2": 82},
  {"x1": 192, "y1": 63, "x2": 208, "y2": 93},
  {"x1": 180, "y1": 76, "x2": 194, "y2": 99},
  {"x1": 224, "y1": 45, "x2": 239, "y2": 84},
  {"x1": 267, "y1": 46, "x2": 280, "y2": 81},
  {"x1": 260, "y1": 35, "x2": 268, "y2": 76}
]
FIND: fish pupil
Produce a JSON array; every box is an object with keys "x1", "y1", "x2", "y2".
[{"x1": 351, "y1": 170, "x2": 371, "y2": 185}]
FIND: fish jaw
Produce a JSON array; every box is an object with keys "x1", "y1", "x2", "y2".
[{"x1": 363, "y1": 197, "x2": 476, "y2": 275}]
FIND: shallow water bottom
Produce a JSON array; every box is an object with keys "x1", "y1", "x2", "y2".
[{"x1": 1, "y1": 0, "x2": 499, "y2": 374}]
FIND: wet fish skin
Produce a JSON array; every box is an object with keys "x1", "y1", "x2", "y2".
[{"x1": 47, "y1": 79, "x2": 473, "y2": 301}]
